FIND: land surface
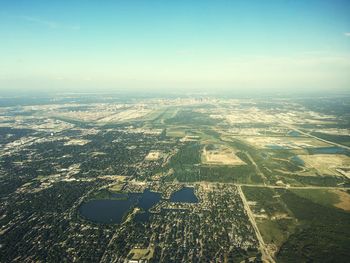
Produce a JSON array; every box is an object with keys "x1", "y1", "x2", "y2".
[{"x1": 0, "y1": 95, "x2": 350, "y2": 262}]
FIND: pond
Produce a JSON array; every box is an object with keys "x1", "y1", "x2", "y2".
[
  {"x1": 79, "y1": 189, "x2": 161, "y2": 224},
  {"x1": 291, "y1": 156, "x2": 305, "y2": 166},
  {"x1": 170, "y1": 187, "x2": 198, "y2": 203},
  {"x1": 288, "y1": 130, "x2": 301, "y2": 137}
]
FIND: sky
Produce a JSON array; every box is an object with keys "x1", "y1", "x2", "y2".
[{"x1": 0, "y1": 0, "x2": 350, "y2": 95}]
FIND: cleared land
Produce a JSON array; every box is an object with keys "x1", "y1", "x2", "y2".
[
  {"x1": 98, "y1": 108, "x2": 152, "y2": 123},
  {"x1": 333, "y1": 190, "x2": 350, "y2": 211},
  {"x1": 64, "y1": 139, "x2": 90, "y2": 146},
  {"x1": 166, "y1": 128, "x2": 186, "y2": 138},
  {"x1": 299, "y1": 154, "x2": 350, "y2": 177},
  {"x1": 126, "y1": 247, "x2": 154, "y2": 262},
  {"x1": 145, "y1": 151, "x2": 162, "y2": 161},
  {"x1": 201, "y1": 145, "x2": 246, "y2": 166}
]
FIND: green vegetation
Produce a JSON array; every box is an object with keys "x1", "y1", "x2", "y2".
[
  {"x1": 242, "y1": 186, "x2": 297, "y2": 249},
  {"x1": 228, "y1": 139, "x2": 304, "y2": 185},
  {"x1": 282, "y1": 173, "x2": 349, "y2": 187},
  {"x1": 165, "y1": 142, "x2": 202, "y2": 182},
  {"x1": 200, "y1": 165, "x2": 261, "y2": 183},
  {"x1": 276, "y1": 189, "x2": 350, "y2": 263},
  {"x1": 257, "y1": 219, "x2": 296, "y2": 248},
  {"x1": 165, "y1": 109, "x2": 220, "y2": 126},
  {"x1": 89, "y1": 189, "x2": 128, "y2": 201},
  {"x1": 242, "y1": 187, "x2": 291, "y2": 216},
  {"x1": 165, "y1": 140, "x2": 261, "y2": 183}
]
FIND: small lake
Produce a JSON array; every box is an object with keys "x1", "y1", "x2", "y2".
[
  {"x1": 291, "y1": 156, "x2": 304, "y2": 166},
  {"x1": 170, "y1": 187, "x2": 198, "y2": 203},
  {"x1": 288, "y1": 130, "x2": 301, "y2": 137},
  {"x1": 79, "y1": 189, "x2": 161, "y2": 224}
]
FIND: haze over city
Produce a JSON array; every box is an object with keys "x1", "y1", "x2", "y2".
[{"x1": 0, "y1": 0, "x2": 350, "y2": 95}]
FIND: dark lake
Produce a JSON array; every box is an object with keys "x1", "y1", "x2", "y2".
[
  {"x1": 291, "y1": 156, "x2": 304, "y2": 166},
  {"x1": 134, "y1": 189, "x2": 161, "y2": 223},
  {"x1": 79, "y1": 189, "x2": 161, "y2": 224},
  {"x1": 170, "y1": 187, "x2": 198, "y2": 203}
]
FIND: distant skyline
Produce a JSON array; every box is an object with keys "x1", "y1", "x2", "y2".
[{"x1": 0, "y1": 0, "x2": 350, "y2": 94}]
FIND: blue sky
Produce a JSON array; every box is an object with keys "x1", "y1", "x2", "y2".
[{"x1": 0, "y1": 0, "x2": 349, "y2": 94}]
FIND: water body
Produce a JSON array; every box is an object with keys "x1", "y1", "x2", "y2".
[
  {"x1": 308, "y1": 147, "x2": 349, "y2": 155},
  {"x1": 288, "y1": 130, "x2": 301, "y2": 137},
  {"x1": 79, "y1": 194, "x2": 139, "y2": 224},
  {"x1": 134, "y1": 189, "x2": 161, "y2": 223},
  {"x1": 291, "y1": 156, "x2": 305, "y2": 166},
  {"x1": 139, "y1": 189, "x2": 161, "y2": 210},
  {"x1": 170, "y1": 187, "x2": 198, "y2": 203},
  {"x1": 79, "y1": 189, "x2": 161, "y2": 224}
]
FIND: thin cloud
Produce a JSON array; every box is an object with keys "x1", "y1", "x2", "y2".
[
  {"x1": 13, "y1": 15, "x2": 80, "y2": 30},
  {"x1": 344, "y1": 32, "x2": 350, "y2": 37},
  {"x1": 20, "y1": 16, "x2": 59, "y2": 28}
]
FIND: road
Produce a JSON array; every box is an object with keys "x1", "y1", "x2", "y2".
[
  {"x1": 237, "y1": 185, "x2": 275, "y2": 263},
  {"x1": 244, "y1": 151, "x2": 268, "y2": 185},
  {"x1": 235, "y1": 183, "x2": 350, "y2": 191},
  {"x1": 181, "y1": 181, "x2": 350, "y2": 191},
  {"x1": 283, "y1": 124, "x2": 350, "y2": 150}
]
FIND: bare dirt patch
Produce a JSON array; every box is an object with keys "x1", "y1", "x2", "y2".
[
  {"x1": 145, "y1": 151, "x2": 161, "y2": 161},
  {"x1": 333, "y1": 190, "x2": 350, "y2": 212},
  {"x1": 202, "y1": 145, "x2": 246, "y2": 166},
  {"x1": 127, "y1": 246, "x2": 154, "y2": 261},
  {"x1": 64, "y1": 139, "x2": 90, "y2": 146}
]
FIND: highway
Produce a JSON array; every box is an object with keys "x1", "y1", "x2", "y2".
[{"x1": 283, "y1": 124, "x2": 350, "y2": 150}]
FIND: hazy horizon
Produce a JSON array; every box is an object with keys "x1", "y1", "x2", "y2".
[{"x1": 0, "y1": 0, "x2": 349, "y2": 94}]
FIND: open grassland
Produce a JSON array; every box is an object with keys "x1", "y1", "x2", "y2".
[{"x1": 290, "y1": 188, "x2": 350, "y2": 212}]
